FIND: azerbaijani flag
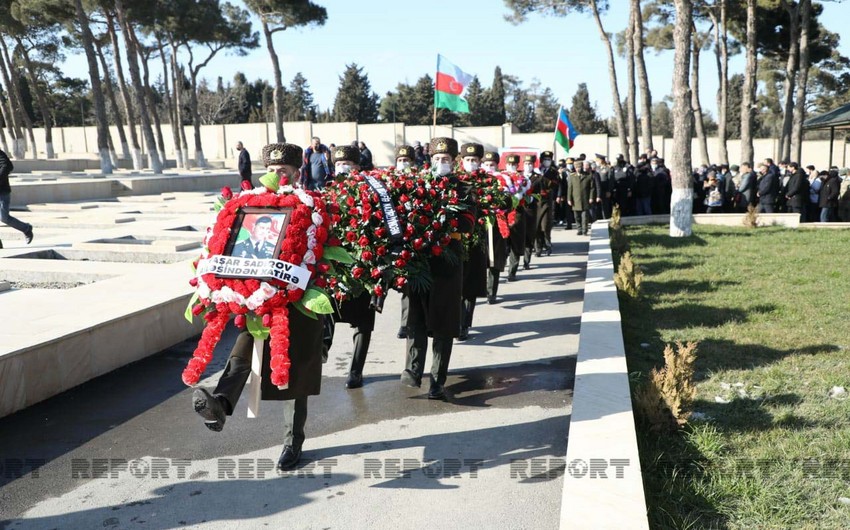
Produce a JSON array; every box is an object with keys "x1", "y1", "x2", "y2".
[
  {"x1": 435, "y1": 54, "x2": 473, "y2": 113},
  {"x1": 555, "y1": 107, "x2": 580, "y2": 153}
]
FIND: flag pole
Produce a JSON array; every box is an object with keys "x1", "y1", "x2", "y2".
[{"x1": 432, "y1": 54, "x2": 439, "y2": 138}]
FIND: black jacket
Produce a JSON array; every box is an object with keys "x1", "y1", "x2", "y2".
[
  {"x1": 785, "y1": 169, "x2": 809, "y2": 209},
  {"x1": 758, "y1": 168, "x2": 780, "y2": 199},
  {"x1": 819, "y1": 175, "x2": 840, "y2": 208},
  {"x1": 238, "y1": 149, "x2": 251, "y2": 180},
  {"x1": 0, "y1": 149, "x2": 13, "y2": 193}
]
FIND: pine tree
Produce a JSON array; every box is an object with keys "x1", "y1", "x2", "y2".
[
  {"x1": 569, "y1": 83, "x2": 608, "y2": 134},
  {"x1": 332, "y1": 63, "x2": 378, "y2": 123},
  {"x1": 532, "y1": 85, "x2": 560, "y2": 133},
  {"x1": 456, "y1": 76, "x2": 485, "y2": 126},
  {"x1": 284, "y1": 72, "x2": 316, "y2": 121},
  {"x1": 488, "y1": 66, "x2": 507, "y2": 125}
]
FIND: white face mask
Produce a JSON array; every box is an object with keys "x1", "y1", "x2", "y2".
[
  {"x1": 434, "y1": 162, "x2": 452, "y2": 176},
  {"x1": 463, "y1": 160, "x2": 480, "y2": 172},
  {"x1": 542, "y1": 160, "x2": 552, "y2": 168},
  {"x1": 482, "y1": 162, "x2": 498, "y2": 173},
  {"x1": 650, "y1": 164, "x2": 658, "y2": 170},
  {"x1": 398, "y1": 161, "x2": 411, "y2": 170},
  {"x1": 523, "y1": 163, "x2": 534, "y2": 175},
  {"x1": 505, "y1": 164, "x2": 517, "y2": 173},
  {"x1": 567, "y1": 164, "x2": 574, "y2": 171},
  {"x1": 336, "y1": 164, "x2": 352, "y2": 174}
]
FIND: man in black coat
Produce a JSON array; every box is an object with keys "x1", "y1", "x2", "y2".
[
  {"x1": 401, "y1": 137, "x2": 477, "y2": 400},
  {"x1": 358, "y1": 141, "x2": 374, "y2": 171},
  {"x1": 481, "y1": 151, "x2": 509, "y2": 304},
  {"x1": 236, "y1": 141, "x2": 252, "y2": 186},
  {"x1": 756, "y1": 158, "x2": 780, "y2": 213},
  {"x1": 192, "y1": 142, "x2": 324, "y2": 472},
  {"x1": 458, "y1": 143, "x2": 487, "y2": 341},
  {"x1": 504, "y1": 154, "x2": 526, "y2": 282},
  {"x1": 0, "y1": 149, "x2": 33, "y2": 247},
  {"x1": 533, "y1": 150, "x2": 559, "y2": 257},
  {"x1": 611, "y1": 155, "x2": 634, "y2": 216},
  {"x1": 784, "y1": 162, "x2": 809, "y2": 223}
]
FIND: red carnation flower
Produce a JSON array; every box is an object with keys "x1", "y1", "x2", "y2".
[
  {"x1": 346, "y1": 231, "x2": 357, "y2": 242},
  {"x1": 352, "y1": 267, "x2": 365, "y2": 279},
  {"x1": 431, "y1": 246, "x2": 443, "y2": 256},
  {"x1": 361, "y1": 250, "x2": 374, "y2": 261},
  {"x1": 358, "y1": 235, "x2": 370, "y2": 247},
  {"x1": 395, "y1": 276, "x2": 407, "y2": 288},
  {"x1": 376, "y1": 246, "x2": 388, "y2": 256},
  {"x1": 220, "y1": 186, "x2": 233, "y2": 199},
  {"x1": 240, "y1": 180, "x2": 253, "y2": 191}
]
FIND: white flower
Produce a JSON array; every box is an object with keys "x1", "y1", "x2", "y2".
[
  {"x1": 295, "y1": 189, "x2": 314, "y2": 208},
  {"x1": 197, "y1": 280, "x2": 211, "y2": 300},
  {"x1": 258, "y1": 281, "x2": 277, "y2": 299},
  {"x1": 311, "y1": 212, "x2": 324, "y2": 226},
  {"x1": 279, "y1": 185, "x2": 294, "y2": 194},
  {"x1": 306, "y1": 225, "x2": 317, "y2": 238},
  {"x1": 307, "y1": 236, "x2": 317, "y2": 250},
  {"x1": 303, "y1": 250, "x2": 316, "y2": 265}
]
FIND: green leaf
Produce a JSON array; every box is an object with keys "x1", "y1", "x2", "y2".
[
  {"x1": 245, "y1": 314, "x2": 270, "y2": 341},
  {"x1": 323, "y1": 245, "x2": 355, "y2": 264},
  {"x1": 292, "y1": 299, "x2": 318, "y2": 320},
  {"x1": 184, "y1": 291, "x2": 200, "y2": 323},
  {"x1": 302, "y1": 287, "x2": 335, "y2": 314}
]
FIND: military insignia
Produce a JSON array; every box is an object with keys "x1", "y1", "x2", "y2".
[
  {"x1": 335, "y1": 149, "x2": 345, "y2": 159},
  {"x1": 400, "y1": 148, "x2": 409, "y2": 156},
  {"x1": 270, "y1": 149, "x2": 283, "y2": 162},
  {"x1": 524, "y1": 155, "x2": 533, "y2": 161},
  {"x1": 466, "y1": 146, "x2": 475, "y2": 153},
  {"x1": 437, "y1": 141, "x2": 447, "y2": 152}
]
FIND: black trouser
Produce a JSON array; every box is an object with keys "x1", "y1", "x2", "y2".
[
  {"x1": 399, "y1": 293, "x2": 409, "y2": 329},
  {"x1": 486, "y1": 268, "x2": 500, "y2": 299},
  {"x1": 790, "y1": 205, "x2": 805, "y2": 224},
  {"x1": 213, "y1": 335, "x2": 308, "y2": 450},
  {"x1": 508, "y1": 248, "x2": 520, "y2": 278},
  {"x1": 574, "y1": 210, "x2": 590, "y2": 235},
  {"x1": 348, "y1": 329, "x2": 371, "y2": 377},
  {"x1": 462, "y1": 298, "x2": 475, "y2": 329},
  {"x1": 406, "y1": 330, "x2": 453, "y2": 387}
]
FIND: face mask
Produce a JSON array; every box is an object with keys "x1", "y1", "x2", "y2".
[
  {"x1": 433, "y1": 162, "x2": 452, "y2": 176},
  {"x1": 523, "y1": 164, "x2": 533, "y2": 175},
  {"x1": 505, "y1": 164, "x2": 517, "y2": 172},
  {"x1": 463, "y1": 160, "x2": 480, "y2": 172},
  {"x1": 336, "y1": 164, "x2": 352, "y2": 174},
  {"x1": 650, "y1": 164, "x2": 658, "y2": 170},
  {"x1": 542, "y1": 160, "x2": 551, "y2": 168},
  {"x1": 567, "y1": 164, "x2": 574, "y2": 171},
  {"x1": 398, "y1": 161, "x2": 411, "y2": 170}
]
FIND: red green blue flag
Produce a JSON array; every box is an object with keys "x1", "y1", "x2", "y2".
[
  {"x1": 555, "y1": 107, "x2": 579, "y2": 153},
  {"x1": 435, "y1": 54, "x2": 473, "y2": 114}
]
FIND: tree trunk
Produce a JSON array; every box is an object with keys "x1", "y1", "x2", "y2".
[
  {"x1": 262, "y1": 20, "x2": 285, "y2": 142},
  {"x1": 114, "y1": 0, "x2": 162, "y2": 173},
  {"x1": 106, "y1": 12, "x2": 142, "y2": 170},
  {"x1": 169, "y1": 41, "x2": 187, "y2": 168},
  {"x1": 710, "y1": 3, "x2": 729, "y2": 164},
  {"x1": 779, "y1": 0, "x2": 800, "y2": 163},
  {"x1": 690, "y1": 34, "x2": 710, "y2": 166},
  {"x1": 670, "y1": 0, "x2": 694, "y2": 238},
  {"x1": 188, "y1": 72, "x2": 206, "y2": 167},
  {"x1": 95, "y1": 40, "x2": 130, "y2": 162},
  {"x1": 740, "y1": 0, "x2": 757, "y2": 165},
  {"x1": 177, "y1": 64, "x2": 191, "y2": 168},
  {"x1": 590, "y1": 0, "x2": 628, "y2": 159},
  {"x1": 625, "y1": 5, "x2": 638, "y2": 162},
  {"x1": 0, "y1": 121, "x2": 7, "y2": 153},
  {"x1": 0, "y1": 39, "x2": 36, "y2": 159},
  {"x1": 633, "y1": 0, "x2": 652, "y2": 153},
  {"x1": 157, "y1": 36, "x2": 181, "y2": 169},
  {"x1": 0, "y1": 82, "x2": 22, "y2": 158},
  {"x1": 791, "y1": 0, "x2": 811, "y2": 163},
  {"x1": 14, "y1": 38, "x2": 54, "y2": 159},
  {"x1": 132, "y1": 31, "x2": 167, "y2": 167},
  {"x1": 73, "y1": 0, "x2": 112, "y2": 173}
]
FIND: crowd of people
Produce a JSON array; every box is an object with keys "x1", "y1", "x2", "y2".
[{"x1": 690, "y1": 158, "x2": 850, "y2": 223}]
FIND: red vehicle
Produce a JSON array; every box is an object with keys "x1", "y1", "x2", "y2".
[{"x1": 497, "y1": 147, "x2": 540, "y2": 170}]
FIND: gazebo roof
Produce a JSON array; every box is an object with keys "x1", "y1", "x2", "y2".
[{"x1": 803, "y1": 101, "x2": 850, "y2": 130}]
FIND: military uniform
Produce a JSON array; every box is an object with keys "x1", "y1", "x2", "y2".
[
  {"x1": 505, "y1": 154, "x2": 527, "y2": 281},
  {"x1": 402, "y1": 137, "x2": 477, "y2": 399},
  {"x1": 394, "y1": 144, "x2": 416, "y2": 339},
  {"x1": 521, "y1": 154, "x2": 539, "y2": 269},
  {"x1": 483, "y1": 151, "x2": 508, "y2": 303},
  {"x1": 533, "y1": 150, "x2": 559, "y2": 256},
  {"x1": 459, "y1": 143, "x2": 487, "y2": 340},
  {"x1": 569, "y1": 164, "x2": 599, "y2": 235},
  {"x1": 192, "y1": 142, "x2": 323, "y2": 472}
]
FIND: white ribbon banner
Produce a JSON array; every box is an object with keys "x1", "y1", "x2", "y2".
[{"x1": 198, "y1": 255, "x2": 312, "y2": 288}]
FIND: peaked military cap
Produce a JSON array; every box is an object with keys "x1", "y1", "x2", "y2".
[
  {"x1": 460, "y1": 143, "x2": 484, "y2": 159},
  {"x1": 540, "y1": 150, "x2": 554, "y2": 161},
  {"x1": 483, "y1": 151, "x2": 500, "y2": 164},
  {"x1": 395, "y1": 145, "x2": 414, "y2": 160},
  {"x1": 565, "y1": 156, "x2": 575, "y2": 163},
  {"x1": 262, "y1": 143, "x2": 302, "y2": 168},
  {"x1": 505, "y1": 154, "x2": 520, "y2": 165},
  {"x1": 332, "y1": 145, "x2": 360, "y2": 164},
  {"x1": 429, "y1": 137, "x2": 458, "y2": 159},
  {"x1": 523, "y1": 153, "x2": 537, "y2": 163}
]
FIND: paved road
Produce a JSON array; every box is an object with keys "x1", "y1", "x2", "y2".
[{"x1": 0, "y1": 230, "x2": 587, "y2": 530}]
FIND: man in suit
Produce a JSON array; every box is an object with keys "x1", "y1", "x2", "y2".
[
  {"x1": 533, "y1": 150, "x2": 559, "y2": 257},
  {"x1": 568, "y1": 160, "x2": 599, "y2": 236},
  {"x1": 236, "y1": 141, "x2": 252, "y2": 186},
  {"x1": 784, "y1": 162, "x2": 809, "y2": 223},
  {"x1": 231, "y1": 216, "x2": 275, "y2": 260},
  {"x1": 757, "y1": 159, "x2": 780, "y2": 213},
  {"x1": 192, "y1": 142, "x2": 324, "y2": 472}
]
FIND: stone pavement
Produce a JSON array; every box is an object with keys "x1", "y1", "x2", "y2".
[{"x1": 0, "y1": 218, "x2": 587, "y2": 529}]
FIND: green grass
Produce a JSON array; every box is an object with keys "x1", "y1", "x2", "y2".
[{"x1": 620, "y1": 224, "x2": 850, "y2": 529}]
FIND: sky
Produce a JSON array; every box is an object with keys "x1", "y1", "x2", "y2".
[{"x1": 57, "y1": 0, "x2": 850, "y2": 123}]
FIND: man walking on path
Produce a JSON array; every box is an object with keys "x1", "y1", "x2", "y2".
[
  {"x1": 0, "y1": 149, "x2": 33, "y2": 247},
  {"x1": 236, "y1": 141, "x2": 252, "y2": 186}
]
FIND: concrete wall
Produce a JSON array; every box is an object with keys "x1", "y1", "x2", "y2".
[{"x1": 18, "y1": 122, "x2": 850, "y2": 170}]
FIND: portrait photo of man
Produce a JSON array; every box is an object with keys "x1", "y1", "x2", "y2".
[{"x1": 230, "y1": 214, "x2": 282, "y2": 260}]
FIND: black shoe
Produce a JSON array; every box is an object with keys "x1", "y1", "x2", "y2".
[
  {"x1": 428, "y1": 382, "x2": 446, "y2": 400},
  {"x1": 0, "y1": 239, "x2": 3, "y2": 249},
  {"x1": 345, "y1": 372, "x2": 363, "y2": 389},
  {"x1": 400, "y1": 369, "x2": 421, "y2": 388},
  {"x1": 276, "y1": 445, "x2": 302, "y2": 471},
  {"x1": 507, "y1": 274, "x2": 516, "y2": 282},
  {"x1": 192, "y1": 388, "x2": 226, "y2": 432},
  {"x1": 523, "y1": 263, "x2": 530, "y2": 270},
  {"x1": 321, "y1": 345, "x2": 329, "y2": 364},
  {"x1": 546, "y1": 247, "x2": 552, "y2": 256},
  {"x1": 458, "y1": 327, "x2": 469, "y2": 341},
  {"x1": 397, "y1": 326, "x2": 408, "y2": 339},
  {"x1": 535, "y1": 251, "x2": 542, "y2": 258},
  {"x1": 24, "y1": 229, "x2": 33, "y2": 245},
  {"x1": 487, "y1": 296, "x2": 497, "y2": 304}
]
